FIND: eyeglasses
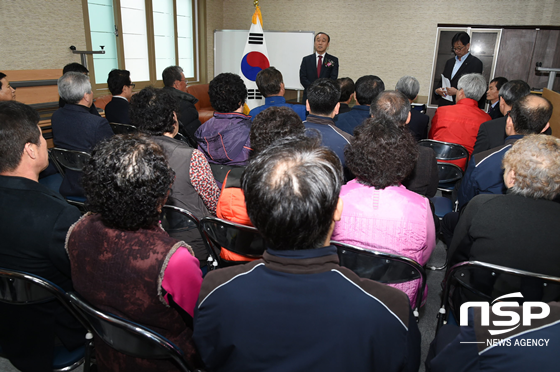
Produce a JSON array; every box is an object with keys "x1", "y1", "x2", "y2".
[
  {"x1": 128, "y1": 83, "x2": 136, "y2": 88},
  {"x1": 452, "y1": 45, "x2": 466, "y2": 52}
]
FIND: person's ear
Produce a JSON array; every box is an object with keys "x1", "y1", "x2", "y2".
[
  {"x1": 333, "y1": 198, "x2": 343, "y2": 222},
  {"x1": 541, "y1": 122, "x2": 550, "y2": 133},
  {"x1": 333, "y1": 102, "x2": 340, "y2": 116},
  {"x1": 24, "y1": 142, "x2": 37, "y2": 160},
  {"x1": 504, "y1": 168, "x2": 516, "y2": 189},
  {"x1": 172, "y1": 80, "x2": 181, "y2": 90},
  {"x1": 306, "y1": 99, "x2": 310, "y2": 112},
  {"x1": 406, "y1": 112, "x2": 411, "y2": 125}
]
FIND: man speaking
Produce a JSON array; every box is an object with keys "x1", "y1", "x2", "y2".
[{"x1": 300, "y1": 32, "x2": 339, "y2": 104}]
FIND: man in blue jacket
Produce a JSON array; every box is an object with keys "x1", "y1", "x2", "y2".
[
  {"x1": 250, "y1": 67, "x2": 306, "y2": 121},
  {"x1": 336, "y1": 75, "x2": 384, "y2": 135},
  {"x1": 193, "y1": 136, "x2": 420, "y2": 372}
]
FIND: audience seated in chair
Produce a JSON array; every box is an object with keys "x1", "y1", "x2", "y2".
[
  {"x1": 104, "y1": 69, "x2": 134, "y2": 124},
  {"x1": 131, "y1": 87, "x2": 220, "y2": 268},
  {"x1": 216, "y1": 106, "x2": 305, "y2": 261},
  {"x1": 485, "y1": 76, "x2": 508, "y2": 120},
  {"x1": 51, "y1": 72, "x2": 113, "y2": 199},
  {"x1": 336, "y1": 77, "x2": 354, "y2": 114},
  {"x1": 332, "y1": 111, "x2": 436, "y2": 307},
  {"x1": 195, "y1": 73, "x2": 252, "y2": 187},
  {"x1": 472, "y1": 80, "x2": 530, "y2": 155},
  {"x1": 249, "y1": 67, "x2": 306, "y2": 120},
  {"x1": 193, "y1": 136, "x2": 421, "y2": 371},
  {"x1": 58, "y1": 63, "x2": 100, "y2": 116},
  {"x1": 0, "y1": 101, "x2": 85, "y2": 371},
  {"x1": 371, "y1": 91, "x2": 439, "y2": 199},
  {"x1": 458, "y1": 94, "x2": 552, "y2": 210},
  {"x1": 441, "y1": 94, "x2": 553, "y2": 247},
  {"x1": 447, "y1": 135, "x2": 560, "y2": 317},
  {"x1": 162, "y1": 65, "x2": 201, "y2": 146},
  {"x1": 0, "y1": 72, "x2": 16, "y2": 101},
  {"x1": 429, "y1": 73, "x2": 490, "y2": 170},
  {"x1": 66, "y1": 134, "x2": 203, "y2": 371},
  {"x1": 336, "y1": 75, "x2": 384, "y2": 135},
  {"x1": 395, "y1": 75, "x2": 429, "y2": 141},
  {"x1": 303, "y1": 78, "x2": 352, "y2": 172}
]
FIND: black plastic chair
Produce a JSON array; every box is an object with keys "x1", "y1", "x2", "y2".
[
  {"x1": 436, "y1": 162, "x2": 463, "y2": 192},
  {"x1": 0, "y1": 268, "x2": 90, "y2": 371},
  {"x1": 418, "y1": 139, "x2": 470, "y2": 165},
  {"x1": 437, "y1": 261, "x2": 560, "y2": 332},
  {"x1": 109, "y1": 122, "x2": 138, "y2": 135},
  {"x1": 51, "y1": 148, "x2": 91, "y2": 172},
  {"x1": 199, "y1": 216, "x2": 266, "y2": 268},
  {"x1": 50, "y1": 148, "x2": 91, "y2": 211},
  {"x1": 67, "y1": 292, "x2": 193, "y2": 372},
  {"x1": 332, "y1": 241, "x2": 426, "y2": 321},
  {"x1": 160, "y1": 205, "x2": 217, "y2": 269}
]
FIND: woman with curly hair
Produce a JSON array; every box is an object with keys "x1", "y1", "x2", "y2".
[
  {"x1": 194, "y1": 73, "x2": 251, "y2": 186},
  {"x1": 66, "y1": 134, "x2": 203, "y2": 371},
  {"x1": 130, "y1": 87, "x2": 219, "y2": 268},
  {"x1": 332, "y1": 116, "x2": 436, "y2": 307}
]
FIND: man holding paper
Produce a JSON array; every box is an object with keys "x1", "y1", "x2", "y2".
[{"x1": 435, "y1": 32, "x2": 483, "y2": 106}]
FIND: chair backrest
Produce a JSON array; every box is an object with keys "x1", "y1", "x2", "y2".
[
  {"x1": 436, "y1": 162, "x2": 463, "y2": 184},
  {"x1": 51, "y1": 148, "x2": 91, "y2": 172},
  {"x1": 419, "y1": 139, "x2": 469, "y2": 164},
  {"x1": 0, "y1": 268, "x2": 70, "y2": 305},
  {"x1": 109, "y1": 122, "x2": 138, "y2": 135},
  {"x1": 332, "y1": 241, "x2": 426, "y2": 318},
  {"x1": 160, "y1": 205, "x2": 217, "y2": 267},
  {"x1": 438, "y1": 261, "x2": 560, "y2": 331},
  {"x1": 67, "y1": 292, "x2": 192, "y2": 372},
  {"x1": 199, "y1": 217, "x2": 266, "y2": 261}
]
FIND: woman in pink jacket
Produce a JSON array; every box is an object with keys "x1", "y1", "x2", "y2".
[{"x1": 332, "y1": 116, "x2": 435, "y2": 307}]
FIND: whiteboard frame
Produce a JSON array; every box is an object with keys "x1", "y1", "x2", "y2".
[{"x1": 214, "y1": 29, "x2": 315, "y2": 90}]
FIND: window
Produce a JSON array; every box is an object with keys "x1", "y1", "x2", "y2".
[{"x1": 83, "y1": 0, "x2": 198, "y2": 89}]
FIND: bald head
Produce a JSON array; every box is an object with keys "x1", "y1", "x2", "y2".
[
  {"x1": 508, "y1": 94, "x2": 552, "y2": 135},
  {"x1": 370, "y1": 90, "x2": 410, "y2": 126}
]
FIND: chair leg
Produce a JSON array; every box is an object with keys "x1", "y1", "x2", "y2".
[{"x1": 84, "y1": 333, "x2": 94, "y2": 372}]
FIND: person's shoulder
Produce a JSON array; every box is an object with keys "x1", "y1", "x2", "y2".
[
  {"x1": 198, "y1": 260, "x2": 265, "y2": 304},
  {"x1": 331, "y1": 265, "x2": 413, "y2": 328}
]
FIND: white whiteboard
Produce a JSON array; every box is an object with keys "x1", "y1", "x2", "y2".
[{"x1": 214, "y1": 30, "x2": 315, "y2": 90}]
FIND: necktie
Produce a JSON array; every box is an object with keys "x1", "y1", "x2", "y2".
[{"x1": 317, "y1": 55, "x2": 323, "y2": 78}]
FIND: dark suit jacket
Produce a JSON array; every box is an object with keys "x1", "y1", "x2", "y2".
[
  {"x1": 104, "y1": 96, "x2": 130, "y2": 124},
  {"x1": 408, "y1": 109, "x2": 429, "y2": 141},
  {"x1": 437, "y1": 54, "x2": 483, "y2": 107},
  {"x1": 473, "y1": 115, "x2": 553, "y2": 155},
  {"x1": 162, "y1": 87, "x2": 201, "y2": 147},
  {"x1": 0, "y1": 176, "x2": 84, "y2": 370},
  {"x1": 299, "y1": 53, "x2": 339, "y2": 103},
  {"x1": 51, "y1": 104, "x2": 114, "y2": 198},
  {"x1": 402, "y1": 146, "x2": 438, "y2": 198},
  {"x1": 472, "y1": 116, "x2": 507, "y2": 155},
  {"x1": 487, "y1": 102, "x2": 503, "y2": 120}
]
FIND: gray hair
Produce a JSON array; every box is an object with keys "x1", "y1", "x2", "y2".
[
  {"x1": 457, "y1": 73, "x2": 486, "y2": 101},
  {"x1": 499, "y1": 80, "x2": 531, "y2": 106},
  {"x1": 502, "y1": 135, "x2": 560, "y2": 200},
  {"x1": 395, "y1": 76, "x2": 420, "y2": 101},
  {"x1": 58, "y1": 72, "x2": 92, "y2": 104}
]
